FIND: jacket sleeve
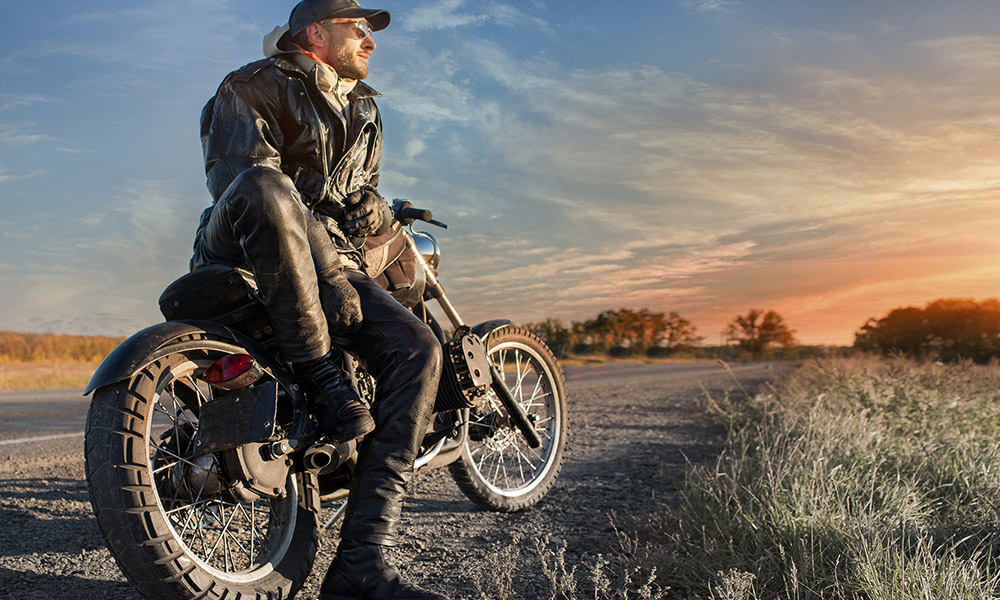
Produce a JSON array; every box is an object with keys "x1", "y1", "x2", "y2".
[{"x1": 201, "y1": 71, "x2": 286, "y2": 202}]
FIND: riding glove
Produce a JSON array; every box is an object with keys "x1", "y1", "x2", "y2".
[
  {"x1": 320, "y1": 269, "x2": 363, "y2": 335},
  {"x1": 343, "y1": 187, "x2": 391, "y2": 238}
]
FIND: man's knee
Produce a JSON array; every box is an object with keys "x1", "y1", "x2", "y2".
[
  {"x1": 401, "y1": 321, "x2": 443, "y2": 385},
  {"x1": 223, "y1": 166, "x2": 304, "y2": 225}
]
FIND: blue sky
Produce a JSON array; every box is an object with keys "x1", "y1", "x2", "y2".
[{"x1": 2, "y1": 0, "x2": 1000, "y2": 345}]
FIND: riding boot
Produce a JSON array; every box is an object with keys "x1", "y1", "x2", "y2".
[
  {"x1": 293, "y1": 352, "x2": 375, "y2": 443},
  {"x1": 318, "y1": 539, "x2": 450, "y2": 600}
]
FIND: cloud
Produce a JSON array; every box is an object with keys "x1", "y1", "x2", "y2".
[
  {"x1": 0, "y1": 94, "x2": 56, "y2": 111},
  {"x1": 375, "y1": 28, "x2": 1000, "y2": 341},
  {"x1": 402, "y1": 0, "x2": 546, "y2": 32},
  {"x1": 0, "y1": 178, "x2": 205, "y2": 336},
  {"x1": 0, "y1": 165, "x2": 43, "y2": 183},
  {"x1": 0, "y1": 126, "x2": 53, "y2": 145},
  {"x1": 681, "y1": 0, "x2": 741, "y2": 13},
  {"x1": 1, "y1": 0, "x2": 261, "y2": 79}
]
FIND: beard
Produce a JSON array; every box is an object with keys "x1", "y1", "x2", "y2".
[{"x1": 333, "y1": 46, "x2": 369, "y2": 80}]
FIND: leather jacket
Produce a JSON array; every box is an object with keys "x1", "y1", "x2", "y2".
[{"x1": 197, "y1": 48, "x2": 384, "y2": 253}]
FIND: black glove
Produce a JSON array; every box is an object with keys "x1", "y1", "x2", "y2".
[
  {"x1": 319, "y1": 270, "x2": 363, "y2": 335},
  {"x1": 343, "y1": 187, "x2": 389, "y2": 238}
]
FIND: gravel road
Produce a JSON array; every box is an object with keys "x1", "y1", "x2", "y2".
[{"x1": 0, "y1": 361, "x2": 791, "y2": 599}]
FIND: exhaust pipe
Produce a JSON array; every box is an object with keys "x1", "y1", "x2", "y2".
[
  {"x1": 303, "y1": 443, "x2": 335, "y2": 470},
  {"x1": 302, "y1": 439, "x2": 357, "y2": 472}
]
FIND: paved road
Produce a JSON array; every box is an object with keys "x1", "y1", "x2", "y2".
[{"x1": 0, "y1": 360, "x2": 771, "y2": 449}]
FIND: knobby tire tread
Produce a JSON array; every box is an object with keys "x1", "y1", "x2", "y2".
[{"x1": 85, "y1": 333, "x2": 318, "y2": 600}]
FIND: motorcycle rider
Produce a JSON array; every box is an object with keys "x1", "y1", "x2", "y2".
[{"x1": 191, "y1": 1, "x2": 448, "y2": 598}]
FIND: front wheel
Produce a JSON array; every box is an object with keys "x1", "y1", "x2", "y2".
[
  {"x1": 84, "y1": 333, "x2": 318, "y2": 600},
  {"x1": 449, "y1": 325, "x2": 569, "y2": 511}
]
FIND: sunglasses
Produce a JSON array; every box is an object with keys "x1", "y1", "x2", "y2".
[{"x1": 323, "y1": 19, "x2": 373, "y2": 40}]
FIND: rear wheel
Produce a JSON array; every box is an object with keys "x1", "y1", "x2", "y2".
[
  {"x1": 449, "y1": 325, "x2": 569, "y2": 511},
  {"x1": 84, "y1": 333, "x2": 318, "y2": 599}
]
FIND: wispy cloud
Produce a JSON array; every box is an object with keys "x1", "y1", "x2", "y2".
[
  {"x1": 0, "y1": 94, "x2": 56, "y2": 111},
  {"x1": 680, "y1": 0, "x2": 741, "y2": 13},
  {"x1": 403, "y1": 0, "x2": 546, "y2": 32},
  {"x1": 0, "y1": 125, "x2": 53, "y2": 145},
  {"x1": 0, "y1": 165, "x2": 43, "y2": 183},
  {"x1": 1, "y1": 0, "x2": 262, "y2": 78}
]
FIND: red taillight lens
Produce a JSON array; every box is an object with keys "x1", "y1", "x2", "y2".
[{"x1": 203, "y1": 354, "x2": 262, "y2": 390}]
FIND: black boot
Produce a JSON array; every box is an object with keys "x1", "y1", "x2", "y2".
[
  {"x1": 319, "y1": 539, "x2": 450, "y2": 600},
  {"x1": 293, "y1": 353, "x2": 375, "y2": 443}
]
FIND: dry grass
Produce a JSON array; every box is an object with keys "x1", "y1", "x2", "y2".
[
  {"x1": 473, "y1": 534, "x2": 665, "y2": 599},
  {"x1": 649, "y1": 356, "x2": 1000, "y2": 598},
  {"x1": 0, "y1": 361, "x2": 100, "y2": 391}
]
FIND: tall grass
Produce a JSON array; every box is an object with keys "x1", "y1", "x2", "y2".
[{"x1": 652, "y1": 356, "x2": 1000, "y2": 598}]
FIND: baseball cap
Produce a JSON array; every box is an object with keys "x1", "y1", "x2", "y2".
[{"x1": 289, "y1": 0, "x2": 390, "y2": 35}]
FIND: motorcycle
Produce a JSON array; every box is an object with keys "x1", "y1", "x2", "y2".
[{"x1": 82, "y1": 204, "x2": 569, "y2": 600}]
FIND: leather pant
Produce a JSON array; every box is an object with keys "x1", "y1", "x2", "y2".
[{"x1": 192, "y1": 166, "x2": 442, "y2": 545}]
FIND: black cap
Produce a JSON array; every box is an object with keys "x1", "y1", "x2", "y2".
[{"x1": 289, "y1": 0, "x2": 390, "y2": 36}]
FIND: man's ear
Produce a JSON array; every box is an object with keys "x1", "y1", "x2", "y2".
[{"x1": 305, "y1": 22, "x2": 327, "y2": 48}]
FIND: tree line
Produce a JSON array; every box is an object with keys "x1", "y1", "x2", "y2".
[
  {"x1": 525, "y1": 307, "x2": 799, "y2": 360},
  {"x1": 854, "y1": 298, "x2": 1000, "y2": 363},
  {"x1": 0, "y1": 331, "x2": 125, "y2": 363},
  {"x1": 16, "y1": 297, "x2": 994, "y2": 365}
]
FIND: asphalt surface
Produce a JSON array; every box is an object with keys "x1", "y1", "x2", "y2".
[{"x1": 0, "y1": 360, "x2": 791, "y2": 599}]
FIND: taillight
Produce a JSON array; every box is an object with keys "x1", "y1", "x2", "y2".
[{"x1": 203, "y1": 354, "x2": 263, "y2": 390}]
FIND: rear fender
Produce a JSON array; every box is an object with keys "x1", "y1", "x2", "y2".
[{"x1": 84, "y1": 320, "x2": 285, "y2": 395}]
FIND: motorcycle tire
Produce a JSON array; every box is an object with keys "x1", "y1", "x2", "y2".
[
  {"x1": 84, "y1": 333, "x2": 318, "y2": 600},
  {"x1": 449, "y1": 325, "x2": 569, "y2": 512}
]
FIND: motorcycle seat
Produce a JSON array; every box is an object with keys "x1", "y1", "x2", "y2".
[{"x1": 158, "y1": 264, "x2": 263, "y2": 323}]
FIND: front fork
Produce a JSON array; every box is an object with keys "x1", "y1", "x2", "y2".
[{"x1": 406, "y1": 233, "x2": 541, "y2": 449}]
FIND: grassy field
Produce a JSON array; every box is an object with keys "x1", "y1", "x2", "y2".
[
  {"x1": 644, "y1": 357, "x2": 1000, "y2": 599},
  {"x1": 0, "y1": 361, "x2": 100, "y2": 391}
]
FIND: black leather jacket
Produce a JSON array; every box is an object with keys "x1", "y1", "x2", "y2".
[{"x1": 197, "y1": 51, "x2": 384, "y2": 241}]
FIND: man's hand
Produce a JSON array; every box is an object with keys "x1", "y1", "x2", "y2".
[
  {"x1": 343, "y1": 187, "x2": 389, "y2": 238},
  {"x1": 319, "y1": 270, "x2": 363, "y2": 335}
]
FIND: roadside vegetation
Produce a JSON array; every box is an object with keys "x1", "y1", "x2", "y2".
[
  {"x1": 652, "y1": 356, "x2": 1000, "y2": 598},
  {"x1": 474, "y1": 356, "x2": 1000, "y2": 598},
  {"x1": 0, "y1": 331, "x2": 123, "y2": 391}
]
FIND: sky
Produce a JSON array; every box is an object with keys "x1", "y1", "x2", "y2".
[{"x1": 2, "y1": 0, "x2": 1000, "y2": 346}]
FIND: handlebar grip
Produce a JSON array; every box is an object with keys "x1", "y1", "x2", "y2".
[{"x1": 397, "y1": 206, "x2": 433, "y2": 222}]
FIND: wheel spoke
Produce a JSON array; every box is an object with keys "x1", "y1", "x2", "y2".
[
  {"x1": 97, "y1": 348, "x2": 303, "y2": 581},
  {"x1": 149, "y1": 443, "x2": 214, "y2": 474},
  {"x1": 463, "y1": 334, "x2": 564, "y2": 498}
]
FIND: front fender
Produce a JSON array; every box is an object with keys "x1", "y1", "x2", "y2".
[
  {"x1": 470, "y1": 319, "x2": 512, "y2": 341},
  {"x1": 84, "y1": 320, "x2": 269, "y2": 395}
]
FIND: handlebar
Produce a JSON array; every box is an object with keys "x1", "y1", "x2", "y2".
[{"x1": 394, "y1": 201, "x2": 448, "y2": 229}]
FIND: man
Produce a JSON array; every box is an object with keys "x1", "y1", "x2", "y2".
[{"x1": 191, "y1": 1, "x2": 449, "y2": 598}]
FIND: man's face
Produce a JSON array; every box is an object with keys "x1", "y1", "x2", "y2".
[{"x1": 309, "y1": 19, "x2": 376, "y2": 81}]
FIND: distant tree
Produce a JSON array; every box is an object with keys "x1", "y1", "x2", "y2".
[
  {"x1": 727, "y1": 309, "x2": 796, "y2": 360},
  {"x1": 854, "y1": 298, "x2": 1000, "y2": 363},
  {"x1": 661, "y1": 311, "x2": 704, "y2": 352},
  {"x1": 566, "y1": 308, "x2": 703, "y2": 357}
]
